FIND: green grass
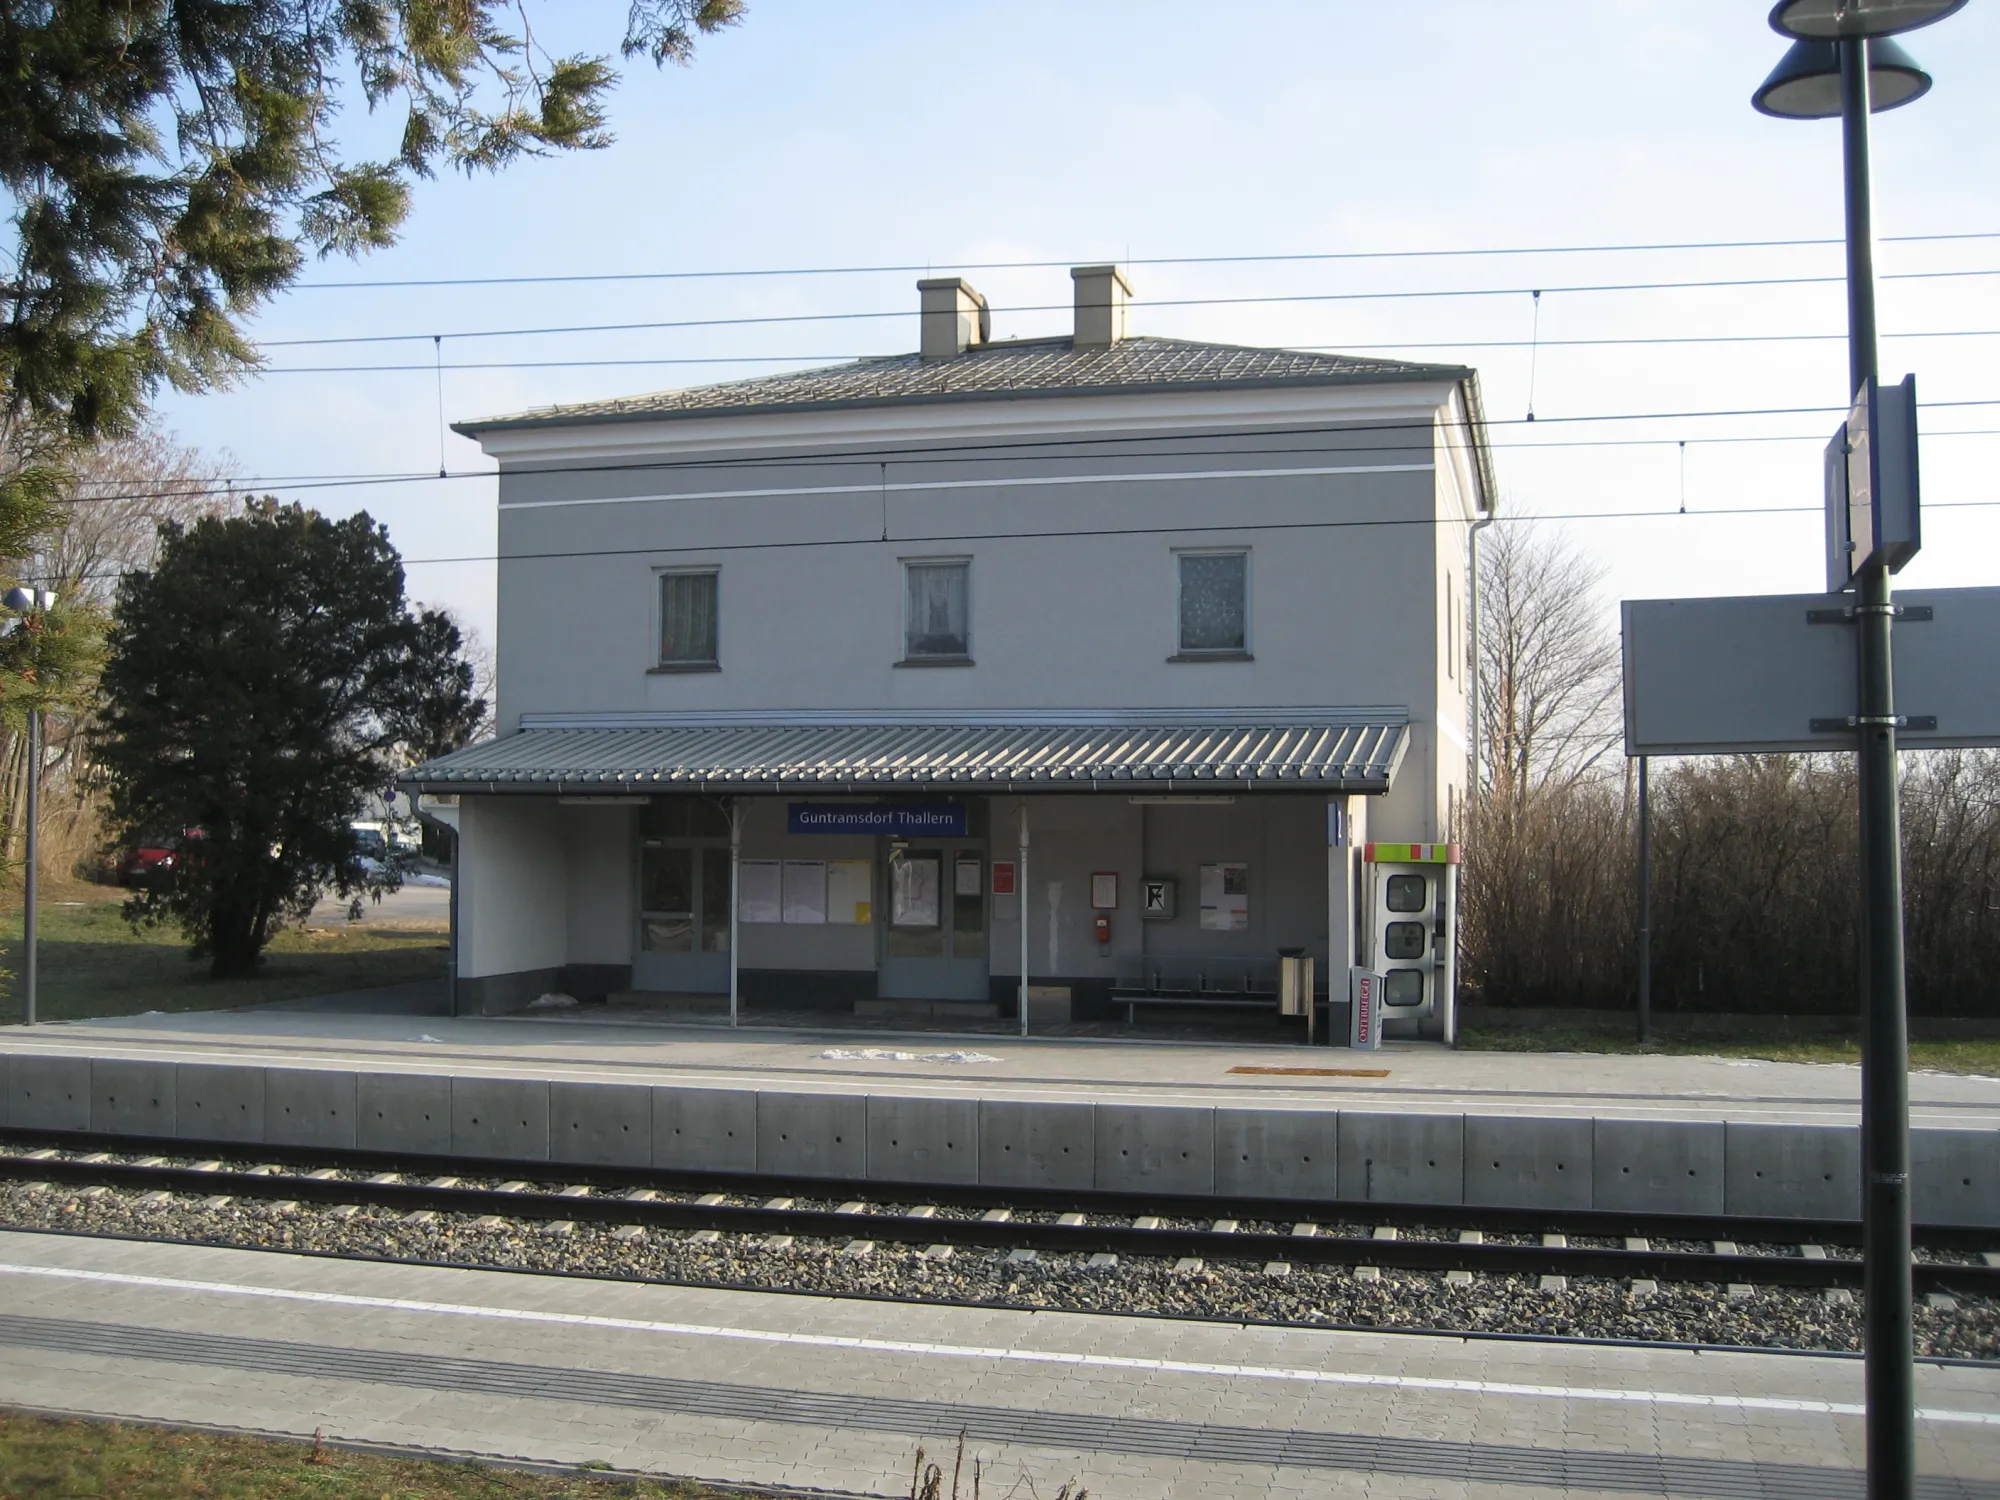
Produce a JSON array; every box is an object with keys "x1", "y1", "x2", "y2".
[
  {"x1": 0, "y1": 1411, "x2": 740, "y2": 1499},
  {"x1": 1458, "y1": 1020, "x2": 2000, "y2": 1074},
  {"x1": 0, "y1": 887, "x2": 447, "y2": 1025}
]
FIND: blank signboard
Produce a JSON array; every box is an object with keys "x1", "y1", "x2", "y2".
[{"x1": 1622, "y1": 586, "x2": 2000, "y2": 755}]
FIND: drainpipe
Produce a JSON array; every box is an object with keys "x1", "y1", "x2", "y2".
[
  {"x1": 729, "y1": 799, "x2": 741, "y2": 1027},
  {"x1": 1465, "y1": 511, "x2": 1496, "y2": 829},
  {"x1": 1018, "y1": 802, "x2": 1030, "y2": 1038}
]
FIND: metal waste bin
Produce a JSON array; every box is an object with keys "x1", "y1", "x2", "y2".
[{"x1": 1277, "y1": 949, "x2": 1314, "y2": 1017}]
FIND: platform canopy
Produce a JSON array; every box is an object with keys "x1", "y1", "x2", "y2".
[{"x1": 400, "y1": 712, "x2": 1410, "y2": 796}]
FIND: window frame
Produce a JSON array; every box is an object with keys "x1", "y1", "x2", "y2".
[
  {"x1": 898, "y1": 555, "x2": 974, "y2": 666},
  {"x1": 652, "y1": 565, "x2": 721, "y2": 673},
  {"x1": 1171, "y1": 546, "x2": 1252, "y2": 660}
]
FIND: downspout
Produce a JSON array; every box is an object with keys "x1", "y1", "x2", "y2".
[
  {"x1": 1459, "y1": 371, "x2": 1498, "y2": 1049},
  {"x1": 728, "y1": 799, "x2": 741, "y2": 1027}
]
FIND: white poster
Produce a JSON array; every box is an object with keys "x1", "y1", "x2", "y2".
[
  {"x1": 782, "y1": 860, "x2": 827, "y2": 924},
  {"x1": 827, "y1": 859, "x2": 872, "y2": 924},
  {"x1": 954, "y1": 856, "x2": 983, "y2": 896},
  {"x1": 891, "y1": 852, "x2": 942, "y2": 928},
  {"x1": 1199, "y1": 861, "x2": 1250, "y2": 931},
  {"x1": 739, "y1": 859, "x2": 782, "y2": 924}
]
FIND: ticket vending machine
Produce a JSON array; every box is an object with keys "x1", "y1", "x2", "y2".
[{"x1": 1361, "y1": 842, "x2": 1460, "y2": 1043}]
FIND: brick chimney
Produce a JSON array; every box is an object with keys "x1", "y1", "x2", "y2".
[
  {"x1": 1071, "y1": 264, "x2": 1132, "y2": 348},
  {"x1": 917, "y1": 277, "x2": 990, "y2": 359}
]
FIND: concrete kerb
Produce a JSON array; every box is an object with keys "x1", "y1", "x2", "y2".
[
  {"x1": 979, "y1": 1098, "x2": 1094, "y2": 1191},
  {"x1": 865, "y1": 1094, "x2": 979, "y2": 1186},
  {"x1": 1593, "y1": 1117, "x2": 1725, "y2": 1217},
  {"x1": 4, "y1": 1046, "x2": 1997, "y2": 1221},
  {"x1": 356, "y1": 1071, "x2": 451, "y2": 1156},
  {"x1": 1723, "y1": 1121, "x2": 1860, "y2": 1220},
  {"x1": 1338, "y1": 1111, "x2": 1464, "y2": 1205},
  {"x1": 265, "y1": 1068, "x2": 358, "y2": 1151},
  {"x1": 1213, "y1": 1106, "x2": 1340, "y2": 1201},
  {"x1": 651, "y1": 1085, "x2": 755, "y2": 1173},
  {"x1": 451, "y1": 1077, "x2": 552, "y2": 1162},
  {"x1": 1464, "y1": 1114, "x2": 1592, "y2": 1212},
  {"x1": 175, "y1": 1063, "x2": 265, "y2": 1146},
  {"x1": 1, "y1": 1053, "x2": 89, "y2": 1131},
  {"x1": 1094, "y1": 1103, "x2": 1216, "y2": 1196},
  {"x1": 90, "y1": 1057, "x2": 176, "y2": 1139},
  {"x1": 755, "y1": 1091, "x2": 865, "y2": 1179},
  {"x1": 550, "y1": 1080, "x2": 650, "y2": 1168}
]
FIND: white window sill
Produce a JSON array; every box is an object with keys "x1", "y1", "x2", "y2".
[
  {"x1": 895, "y1": 655, "x2": 976, "y2": 668},
  {"x1": 649, "y1": 661, "x2": 721, "y2": 674},
  {"x1": 1167, "y1": 650, "x2": 1254, "y2": 663}
]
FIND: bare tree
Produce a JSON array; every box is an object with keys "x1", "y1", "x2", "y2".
[
  {"x1": 1475, "y1": 522, "x2": 1622, "y2": 805},
  {"x1": 40, "y1": 423, "x2": 233, "y2": 603}
]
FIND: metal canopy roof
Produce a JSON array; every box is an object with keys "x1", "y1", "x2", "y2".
[{"x1": 401, "y1": 717, "x2": 1410, "y2": 795}]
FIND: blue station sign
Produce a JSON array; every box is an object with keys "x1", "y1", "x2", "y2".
[{"x1": 787, "y1": 803, "x2": 968, "y2": 837}]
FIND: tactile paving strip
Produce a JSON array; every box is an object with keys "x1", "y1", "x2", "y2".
[{"x1": 0, "y1": 1313, "x2": 1990, "y2": 1498}]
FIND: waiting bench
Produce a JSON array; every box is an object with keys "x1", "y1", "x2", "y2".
[{"x1": 1111, "y1": 959, "x2": 1306, "y2": 1024}]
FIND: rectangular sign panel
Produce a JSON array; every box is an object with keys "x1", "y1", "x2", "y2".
[
  {"x1": 1622, "y1": 586, "x2": 2000, "y2": 755},
  {"x1": 1349, "y1": 968, "x2": 1382, "y2": 1051},
  {"x1": 787, "y1": 803, "x2": 968, "y2": 837}
]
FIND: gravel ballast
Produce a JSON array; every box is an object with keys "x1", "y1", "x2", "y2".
[{"x1": 5, "y1": 1181, "x2": 1996, "y2": 1360}]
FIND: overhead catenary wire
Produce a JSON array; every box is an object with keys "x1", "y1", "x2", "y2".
[
  {"x1": 248, "y1": 324, "x2": 2000, "y2": 374},
  {"x1": 58, "y1": 494, "x2": 2000, "y2": 583},
  {"x1": 253, "y1": 266, "x2": 2000, "y2": 349},
  {"x1": 287, "y1": 229, "x2": 2000, "y2": 292},
  {"x1": 50, "y1": 400, "x2": 2000, "y2": 508}
]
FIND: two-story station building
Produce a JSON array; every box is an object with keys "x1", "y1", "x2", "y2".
[{"x1": 405, "y1": 265, "x2": 1494, "y2": 1036}]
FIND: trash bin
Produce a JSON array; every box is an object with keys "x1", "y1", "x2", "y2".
[{"x1": 1277, "y1": 949, "x2": 1314, "y2": 1017}]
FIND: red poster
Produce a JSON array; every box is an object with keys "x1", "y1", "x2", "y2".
[{"x1": 991, "y1": 861, "x2": 1017, "y2": 895}]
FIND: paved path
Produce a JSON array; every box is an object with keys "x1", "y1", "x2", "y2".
[
  {"x1": 0, "y1": 1230, "x2": 1993, "y2": 1498},
  {"x1": 7, "y1": 1008, "x2": 1998, "y2": 1126}
]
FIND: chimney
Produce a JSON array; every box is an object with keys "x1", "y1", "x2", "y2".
[
  {"x1": 917, "y1": 277, "x2": 990, "y2": 359},
  {"x1": 1070, "y1": 264, "x2": 1133, "y2": 348}
]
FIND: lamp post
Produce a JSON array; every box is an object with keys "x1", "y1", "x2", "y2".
[
  {"x1": 3, "y1": 586, "x2": 54, "y2": 1028},
  {"x1": 1755, "y1": 6, "x2": 1960, "y2": 1496}
]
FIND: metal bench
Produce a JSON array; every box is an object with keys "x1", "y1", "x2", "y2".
[{"x1": 1111, "y1": 961, "x2": 1291, "y2": 1023}]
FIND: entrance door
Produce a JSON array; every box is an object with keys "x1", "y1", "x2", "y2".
[
  {"x1": 633, "y1": 802, "x2": 732, "y2": 993},
  {"x1": 877, "y1": 842, "x2": 988, "y2": 1001}
]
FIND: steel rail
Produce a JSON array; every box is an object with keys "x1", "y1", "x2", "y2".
[
  {"x1": 3, "y1": 1125, "x2": 1991, "y2": 1254},
  {"x1": 5, "y1": 1152, "x2": 1997, "y2": 1298}
]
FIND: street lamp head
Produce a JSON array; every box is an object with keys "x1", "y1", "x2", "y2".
[
  {"x1": 1752, "y1": 36, "x2": 1931, "y2": 118},
  {"x1": 1770, "y1": 0, "x2": 1966, "y2": 40}
]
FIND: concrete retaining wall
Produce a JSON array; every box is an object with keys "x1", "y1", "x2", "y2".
[{"x1": 5, "y1": 1054, "x2": 1996, "y2": 1225}]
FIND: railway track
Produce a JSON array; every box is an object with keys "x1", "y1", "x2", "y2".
[{"x1": 5, "y1": 1128, "x2": 1997, "y2": 1301}]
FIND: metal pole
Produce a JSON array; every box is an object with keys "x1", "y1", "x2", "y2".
[
  {"x1": 1636, "y1": 755, "x2": 1651, "y2": 1045},
  {"x1": 1840, "y1": 38, "x2": 1914, "y2": 1500},
  {"x1": 1017, "y1": 802, "x2": 1030, "y2": 1038},
  {"x1": 23, "y1": 706, "x2": 39, "y2": 1027},
  {"x1": 728, "y1": 800, "x2": 741, "y2": 1027}
]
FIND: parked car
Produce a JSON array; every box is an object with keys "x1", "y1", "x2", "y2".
[{"x1": 116, "y1": 828, "x2": 202, "y2": 887}]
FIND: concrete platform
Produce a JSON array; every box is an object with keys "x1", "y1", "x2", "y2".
[
  {"x1": 3, "y1": 1009, "x2": 1999, "y2": 1222},
  {"x1": 0, "y1": 1231, "x2": 1995, "y2": 1499}
]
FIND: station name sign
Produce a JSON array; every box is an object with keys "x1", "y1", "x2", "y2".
[{"x1": 787, "y1": 803, "x2": 968, "y2": 837}]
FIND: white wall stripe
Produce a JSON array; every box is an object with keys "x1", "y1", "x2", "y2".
[
  {"x1": 497, "y1": 462, "x2": 1433, "y2": 512},
  {"x1": 4, "y1": 1262, "x2": 1994, "y2": 1427}
]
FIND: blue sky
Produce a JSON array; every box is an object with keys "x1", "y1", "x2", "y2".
[{"x1": 149, "y1": 0, "x2": 2000, "y2": 645}]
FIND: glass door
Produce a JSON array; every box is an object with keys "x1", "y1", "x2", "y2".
[
  {"x1": 878, "y1": 842, "x2": 989, "y2": 1001},
  {"x1": 633, "y1": 800, "x2": 731, "y2": 994}
]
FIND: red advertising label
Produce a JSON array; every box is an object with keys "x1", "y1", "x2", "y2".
[{"x1": 991, "y1": 861, "x2": 1017, "y2": 896}]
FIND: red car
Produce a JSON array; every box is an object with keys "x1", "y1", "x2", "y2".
[{"x1": 115, "y1": 829, "x2": 203, "y2": 887}]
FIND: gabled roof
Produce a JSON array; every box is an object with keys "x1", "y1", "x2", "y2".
[{"x1": 455, "y1": 335, "x2": 1475, "y2": 433}]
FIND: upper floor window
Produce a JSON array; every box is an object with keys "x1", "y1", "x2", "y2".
[
  {"x1": 904, "y1": 558, "x2": 970, "y2": 662},
  {"x1": 1176, "y1": 549, "x2": 1248, "y2": 656},
  {"x1": 658, "y1": 568, "x2": 719, "y2": 669}
]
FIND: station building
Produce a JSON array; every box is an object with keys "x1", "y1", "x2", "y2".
[{"x1": 404, "y1": 266, "x2": 1494, "y2": 1035}]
